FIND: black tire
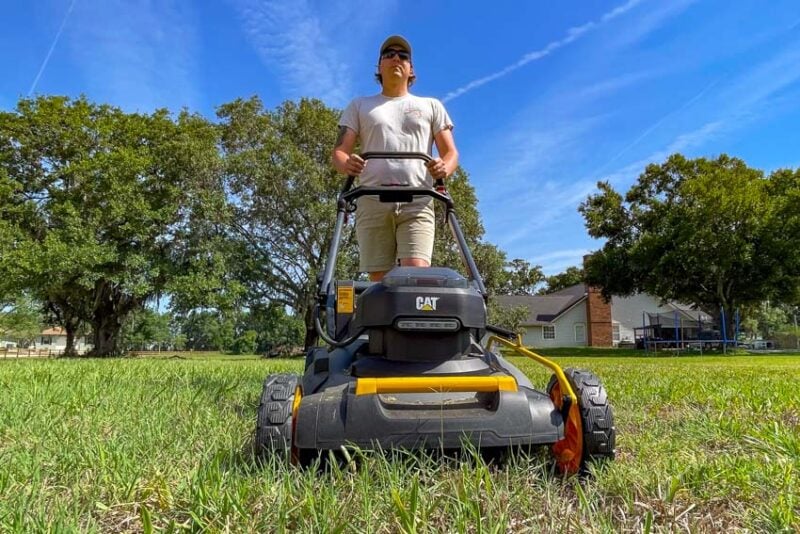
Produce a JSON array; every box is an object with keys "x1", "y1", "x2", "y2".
[
  {"x1": 255, "y1": 373, "x2": 301, "y2": 457},
  {"x1": 547, "y1": 368, "x2": 616, "y2": 471}
]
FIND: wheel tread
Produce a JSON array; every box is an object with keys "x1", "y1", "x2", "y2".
[
  {"x1": 255, "y1": 373, "x2": 300, "y2": 457},
  {"x1": 548, "y1": 367, "x2": 617, "y2": 472}
]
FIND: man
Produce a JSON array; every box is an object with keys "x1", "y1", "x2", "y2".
[{"x1": 332, "y1": 35, "x2": 459, "y2": 281}]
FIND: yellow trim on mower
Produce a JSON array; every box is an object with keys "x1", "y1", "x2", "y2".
[
  {"x1": 355, "y1": 376, "x2": 518, "y2": 396},
  {"x1": 292, "y1": 386, "x2": 303, "y2": 414},
  {"x1": 486, "y1": 334, "x2": 578, "y2": 405}
]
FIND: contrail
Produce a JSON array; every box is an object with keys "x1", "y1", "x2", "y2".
[
  {"x1": 28, "y1": 0, "x2": 77, "y2": 96},
  {"x1": 441, "y1": 0, "x2": 643, "y2": 103},
  {"x1": 595, "y1": 77, "x2": 722, "y2": 173}
]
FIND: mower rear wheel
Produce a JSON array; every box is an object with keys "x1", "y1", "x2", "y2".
[
  {"x1": 547, "y1": 368, "x2": 615, "y2": 474},
  {"x1": 255, "y1": 373, "x2": 302, "y2": 460}
]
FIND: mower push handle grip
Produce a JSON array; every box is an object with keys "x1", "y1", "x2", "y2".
[
  {"x1": 361, "y1": 151, "x2": 432, "y2": 163},
  {"x1": 340, "y1": 152, "x2": 444, "y2": 195}
]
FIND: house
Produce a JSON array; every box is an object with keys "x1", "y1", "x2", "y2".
[
  {"x1": 33, "y1": 327, "x2": 92, "y2": 354},
  {"x1": 495, "y1": 284, "x2": 708, "y2": 348}
]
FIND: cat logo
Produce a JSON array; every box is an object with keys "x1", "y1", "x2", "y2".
[{"x1": 415, "y1": 296, "x2": 440, "y2": 311}]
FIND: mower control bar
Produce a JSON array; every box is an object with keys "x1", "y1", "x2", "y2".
[
  {"x1": 340, "y1": 186, "x2": 453, "y2": 209},
  {"x1": 344, "y1": 152, "x2": 445, "y2": 193},
  {"x1": 355, "y1": 376, "x2": 518, "y2": 396}
]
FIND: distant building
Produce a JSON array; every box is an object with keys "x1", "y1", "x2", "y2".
[
  {"x1": 495, "y1": 284, "x2": 708, "y2": 348},
  {"x1": 33, "y1": 327, "x2": 92, "y2": 354}
]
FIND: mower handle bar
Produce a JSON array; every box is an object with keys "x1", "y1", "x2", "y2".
[
  {"x1": 340, "y1": 186, "x2": 453, "y2": 209},
  {"x1": 342, "y1": 151, "x2": 444, "y2": 193}
]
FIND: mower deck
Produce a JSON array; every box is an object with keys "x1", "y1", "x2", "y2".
[{"x1": 295, "y1": 373, "x2": 564, "y2": 451}]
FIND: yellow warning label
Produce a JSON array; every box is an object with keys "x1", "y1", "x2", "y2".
[{"x1": 337, "y1": 286, "x2": 354, "y2": 314}]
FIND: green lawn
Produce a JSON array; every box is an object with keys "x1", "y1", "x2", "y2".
[{"x1": 1, "y1": 352, "x2": 798, "y2": 532}]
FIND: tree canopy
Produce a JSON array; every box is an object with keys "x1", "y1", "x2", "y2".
[
  {"x1": 580, "y1": 154, "x2": 800, "y2": 331},
  {"x1": 538, "y1": 266, "x2": 584, "y2": 295},
  {"x1": 0, "y1": 96, "x2": 222, "y2": 355},
  {"x1": 0, "y1": 294, "x2": 43, "y2": 346},
  {"x1": 213, "y1": 97, "x2": 356, "y2": 348}
]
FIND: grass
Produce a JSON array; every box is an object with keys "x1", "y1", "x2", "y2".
[{"x1": 0, "y1": 351, "x2": 798, "y2": 532}]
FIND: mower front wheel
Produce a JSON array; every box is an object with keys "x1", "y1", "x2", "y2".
[
  {"x1": 547, "y1": 368, "x2": 616, "y2": 474},
  {"x1": 255, "y1": 373, "x2": 302, "y2": 461}
]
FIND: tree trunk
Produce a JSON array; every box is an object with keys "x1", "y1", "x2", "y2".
[
  {"x1": 63, "y1": 320, "x2": 78, "y2": 357},
  {"x1": 88, "y1": 279, "x2": 138, "y2": 357},
  {"x1": 91, "y1": 315, "x2": 122, "y2": 357},
  {"x1": 46, "y1": 299, "x2": 81, "y2": 357}
]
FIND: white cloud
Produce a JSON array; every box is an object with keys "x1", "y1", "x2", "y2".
[
  {"x1": 605, "y1": 0, "x2": 699, "y2": 49},
  {"x1": 497, "y1": 33, "x2": 800, "y2": 245},
  {"x1": 441, "y1": 0, "x2": 644, "y2": 103},
  {"x1": 231, "y1": 0, "x2": 397, "y2": 106},
  {"x1": 570, "y1": 69, "x2": 661, "y2": 101},
  {"x1": 66, "y1": 0, "x2": 200, "y2": 112},
  {"x1": 467, "y1": 1, "x2": 708, "y2": 245},
  {"x1": 599, "y1": 39, "x2": 800, "y2": 187},
  {"x1": 494, "y1": 177, "x2": 599, "y2": 248},
  {"x1": 594, "y1": 78, "x2": 722, "y2": 174},
  {"x1": 499, "y1": 115, "x2": 605, "y2": 188},
  {"x1": 531, "y1": 248, "x2": 590, "y2": 264},
  {"x1": 531, "y1": 249, "x2": 592, "y2": 275}
]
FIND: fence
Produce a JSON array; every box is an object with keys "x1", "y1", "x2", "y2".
[{"x1": 0, "y1": 347, "x2": 61, "y2": 358}]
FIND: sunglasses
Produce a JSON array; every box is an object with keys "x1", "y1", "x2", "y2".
[{"x1": 381, "y1": 49, "x2": 410, "y2": 61}]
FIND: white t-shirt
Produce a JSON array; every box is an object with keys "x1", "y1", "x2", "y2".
[{"x1": 339, "y1": 93, "x2": 453, "y2": 187}]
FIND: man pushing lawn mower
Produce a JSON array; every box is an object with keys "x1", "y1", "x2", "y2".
[
  {"x1": 255, "y1": 35, "x2": 616, "y2": 475},
  {"x1": 332, "y1": 35, "x2": 458, "y2": 281}
]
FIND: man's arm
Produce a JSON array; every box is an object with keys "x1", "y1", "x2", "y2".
[
  {"x1": 331, "y1": 126, "x2": 364, "y2": 176},
  {"x1": 427, "y1": 128, "x2": 458, "y2": 179}
]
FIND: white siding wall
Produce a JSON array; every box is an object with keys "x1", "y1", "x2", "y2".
[
  {"x1": 521, "y1": 302, "x2": 588, "y2": 348},
  {"x1": 611, "y1": 293, "x2": 677, "y2": 345},
  {"x1": 37, "y1": 336, "x2": 91, "y2": 353},
  {"x1": 518, "y1": 293, "x2": 690, "y2": 348}
]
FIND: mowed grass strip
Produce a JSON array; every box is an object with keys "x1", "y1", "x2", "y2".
[{"x1": 0, "y1": 353, "x2": 798, "y2": 532}]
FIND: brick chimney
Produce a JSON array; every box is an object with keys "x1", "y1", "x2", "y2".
[{"x1": 583, "y1": 254, "x2": 613, "y2": 347}]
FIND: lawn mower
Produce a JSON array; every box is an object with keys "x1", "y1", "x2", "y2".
[{"x1": 255, "y1": 152, "x2": 615, "y2": 474}]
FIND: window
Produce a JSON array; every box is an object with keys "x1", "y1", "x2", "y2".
[
  {"x1": 543, "y1": 325, "x2": 556, "y2": 340},
  {"x1": 612, "y1": 324, "x2": 621, "y2": 342},
  {"x1": 41, "y1": 336, "x2": 51, "y2": 345},
  {"x1": 574, "y1": 323, "x2": 586, "y2": 343}
]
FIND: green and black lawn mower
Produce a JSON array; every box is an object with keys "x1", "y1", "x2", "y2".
[{"x1": 255, "y1": 152, "x2": 616, "y2": 474}]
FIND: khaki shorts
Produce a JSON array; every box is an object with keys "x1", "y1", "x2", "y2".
[{"x1": 355, "y1": 196, "x2": 435, "y2": 272}]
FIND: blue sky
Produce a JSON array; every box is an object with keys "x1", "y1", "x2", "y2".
[{"x1": 3, "y1": 0, "x2": 800, "y2": 275}]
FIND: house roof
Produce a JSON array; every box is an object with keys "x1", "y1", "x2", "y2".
[
  {"x1": 41, "y1": 327, "x2": 66, "y2": 336},
  {"x1": 495, "y1": 284, "x2": 710, "y2": 327},
  {"x1": 494, "y1": 285, "x2": 587, "y2": 326},
  {"x1": 548, "y1": 283, "x2": 588, "y2": 299}
]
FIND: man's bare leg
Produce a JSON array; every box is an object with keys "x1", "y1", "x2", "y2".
[
  {"x1": 400, "y1": 258, "x2": 430, "y2": 267},
  {"x1": 369, "y1": 271, "x2": 387, "y2": 282}
]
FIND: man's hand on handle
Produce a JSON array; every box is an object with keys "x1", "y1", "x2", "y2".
[
  {"x1": 345, "y1": 154, "x2": 365, "y2": 176},
  {"x1": 426, "y1": 157, "x2": 447, "y2": 180}
]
